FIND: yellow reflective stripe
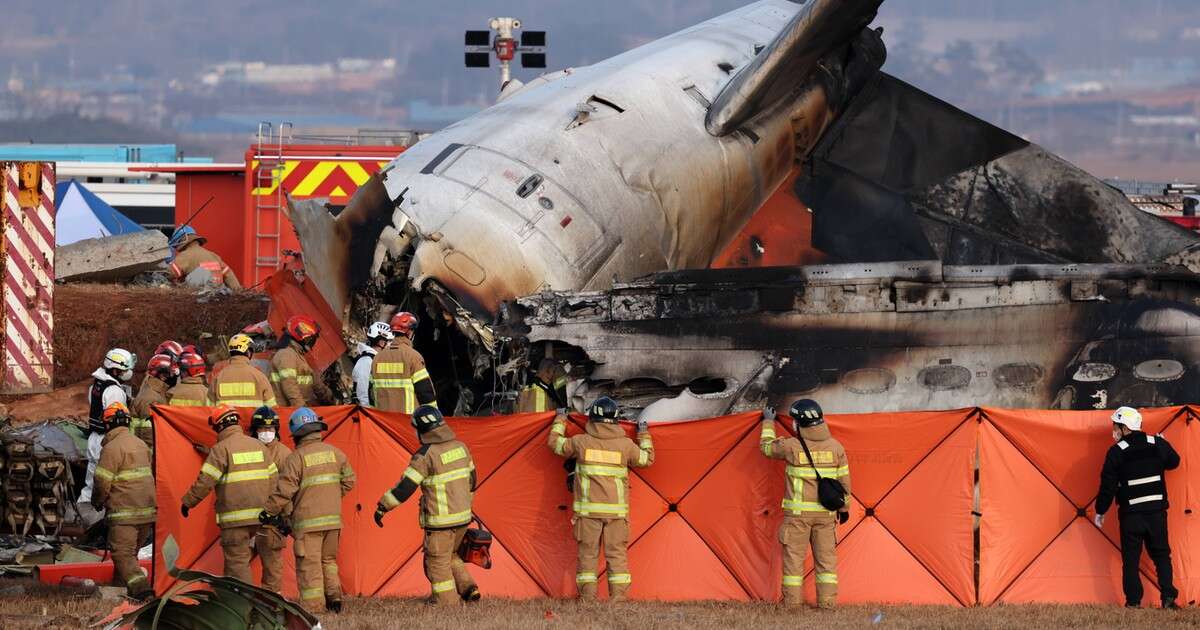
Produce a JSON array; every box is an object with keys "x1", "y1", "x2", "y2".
[
  {"x1": 109, "y1": 506, "x2": 156, "y2": 521},
  {"x1": 577, "y1": 464, "x2": 627, "y2": 478},
  {"x1": 422, "y1": 467, "x2": 473, "y2": 486},
  {"x1": 782, "y1": 499, "x2": 832, "y2": 513},
  {"x1": 220, "y1": 469, "x2": 273, "y2": 484},
  {"x1": 127, "y1": 573, "x2": 148, "y2": 587},
  {"x1": 231, "y1": 451, "x2": 265, "y2": 465},
  {"x1": 114, "y1": 467, "x2": 152, "y2": 481},
  {"x1": 553, "y1": 436, "x2": 567, "y2": 455},
  {"x1": 270, "y1": 368, "x2": 298, "y2": 382},
  {"x1": 431, "y1": 580, "x2": 455, "y2": 593},
  {"x1": 440, "y1": 447, "x2": 467, "y2": 464},
  {"x1": 412, "y1": 368, "x2": 430, "y2": 382},
  {"x1": 760, "y1": 426, "x2": 777, "y2": 439},
  {"x1": 300, "y1": 473, "x2": 342, "y2": 489},
  {"x1": 301, "y1": 586, "x2": 324, "y2": 600},
  {"x1": 296, "y1": 514, "x2": 341, "y2": 530},
  {"x1": 607, "y1": 573, "x2": 631, "y2": 584},
  {"x1": 219, "y1": 399, "x2": 267, "y2": 407},
  {"x1": 573, "y1": 501, "x2": 628, "y2": 516},
  {"x1": 786, "y1": 466, "x2": 844, "y2": 479},
  {"x1": 95, "y1": 467, "x2": 115, "y2": 482},
  {"x1": 381, "y1": 490, "x2": 401, "y2": 509},
  {"x1": 170, "y1": 398, "x2": 206, "y2": 406},
  {"x1": 638, "y1": 437, "x2": 652, "y2": 449},
  {"x1": 296, "y1": 375, "x2": 314, "y2": 385},
  {"x1": 375, "y1": 362, "x2": 406, "y2": 374},
  {"x1": 584, "y1": 449, "x2": 623, "y2": 465},
  {"x1": 782, "y1": 575, "x2": 803, "y2": 587},
  {"x1": 130, "y1": 418, "x2": 152, "y2": 428},
  {"x1": 637, "y1": 449, "x2": 649, "y2": 466},
  {"x1": 265, "y1": 397, "x2": 278, "y2": 407},
  {"x1": 304, "y1": 451, "x2": 337, "y2": 467},
  {"x1": 216, "y1": 508, "x2": 263, "y2": 525},
  {"x1": 422, "y1": 510, "x2": 472, "y2": 527},
  {"x1": 403, "y1": 467, "x2": 425, "y2": 484},
  {"x1": 816, "y1": 572, "x2": 838, "y2": 584},
  {"x1": 576, "y1": 572, "x2": 597, "y2": 584},
  {"x1": 201, "y1": 463, "x2": 223, "y2": 480},
  {"x1": 267, "y1": 463, "x2": 279, "y2": 475},
  {"x1": 551, "y1": 422, "x2": 566, "y2": 436},
  {"x1": 218, "y1": 382, "x2": 255, "y2": 397},
  {"x1": 371, "y1": 378, "x2": 411, "y2": 388}
]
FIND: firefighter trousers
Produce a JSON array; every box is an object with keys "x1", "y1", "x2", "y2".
[
  {"x1": 295, "y1": 529, "x2": 342, "y2": 612},
  {"x1": 780, "y1": 514, "x2": 838, "y2": 608},
  {"x1": 253, "y1": 525, "x2": 288, "y2": 592},
  {"x1": 219, "y1": 525, "x2": 259, "y2": 584},
  {"x1": 423, "y1": 525, "x2": 477, "y2": 605},
  {"x1": 109, "y1": 523, "x2": 152, "y2": 597},
  {"x1": 574, "y1": 517, "x2": 630, "y2": 601},
  {"x1": 1119, "y1": 510, "x2": 1178, "y2": 606}
]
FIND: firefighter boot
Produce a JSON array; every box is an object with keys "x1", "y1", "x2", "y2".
[{"x1": 111, "y1": 523, "x2": 153, "y2": 599}]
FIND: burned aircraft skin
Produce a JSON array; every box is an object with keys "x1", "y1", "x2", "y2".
[
  {"x1": 500, "y1": 263, "x2": 1200, "y2": 416},
  {"x1": 289, "y1": 0, "x2": 1200, "y2": 413}
]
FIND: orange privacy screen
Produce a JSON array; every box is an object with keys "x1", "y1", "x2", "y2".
[{"x1": 150, "y1": 406, "x2": 1199, "y2": 605}]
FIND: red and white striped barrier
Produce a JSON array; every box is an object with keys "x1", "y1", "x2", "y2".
[{"x1": 2, "y1": 162, "x2": 55, "y2": 394}]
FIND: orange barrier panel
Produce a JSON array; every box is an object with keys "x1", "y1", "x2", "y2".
[{"x1": 150, "y1": 405, "x2": 1199, "y2": 605}]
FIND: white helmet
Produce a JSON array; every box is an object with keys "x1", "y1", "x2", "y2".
[
  {"x1": 103, "y1": 348, "x2": 137, "y2": 382},
  {"x1": 366, "y1": 321, "x2": 395, "y2": 342},
  {"x1": 1111, "y1": 406, "x2": 1142, "y2": 431}
]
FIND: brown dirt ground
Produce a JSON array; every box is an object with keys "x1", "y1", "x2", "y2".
[{"x1": 0, "y1": 582, "x2": 1194, "y2": 630}]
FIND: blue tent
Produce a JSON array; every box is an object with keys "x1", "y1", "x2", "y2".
[{"x1": 54, "y1": 179, "x2": 144, "y2": 246}]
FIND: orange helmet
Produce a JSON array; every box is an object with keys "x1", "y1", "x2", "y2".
[
  {"x1": 179, "y1": 352, "x2": 206, "y2": 378},
  {"x1": 103, "y1": 402, "x2": 131, "y2": 427},
  {"x1": 286, "y1": 315, "x2": 320, "y2": 346},
  {"x1": 147, "y1": 353, "x2": 179, "y2": 381},
  {"x1": 155, "y1": 340, "x2": 184, "y2": 361},
  {"x1": 209, "y1": 405, "x2": 241, "y2": 431},
  {"x1": 390, "y1": 312, "x2": 418, "y2": 336}
]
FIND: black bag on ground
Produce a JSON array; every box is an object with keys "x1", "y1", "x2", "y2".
[{"x1": 799, "y1": 436, "x2": 847, "y2": 512}]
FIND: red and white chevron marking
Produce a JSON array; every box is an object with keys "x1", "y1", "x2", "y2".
[{"x1": 2, "y1": 163, "x2": 55, "y2": 393}]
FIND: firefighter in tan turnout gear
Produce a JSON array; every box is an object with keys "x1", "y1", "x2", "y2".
[
  {"x1": 250, "y1": 406, "x2": 292, "y2": 592},
  {"x1": 93, "y1": 402, "x2": 156, "y2": 600},
  {"x1": 210, "y1": 334, "x2": 276, "y2": 408},
  {"x1": 371, "y1": 312, "x2": 437, "y2": 413},
  {"x1": 515, "y1": 358, "x2": 568, "y2": 413},
  {"x1": 261, "y1": 408, "x2": 355, "y2": 614},
  {"x1": 167, "y1": 352, "x2": 211, "y2": 406},
  {"x1": 374, "y1": 405, "x2": 481, "y2": 605},
  {"x1": 271, "y1": 315, "x2": 333, "y2": 407},
  {"x1": 760, "y1": 399, "x2": 851, "y2": 608},
  {"x1": 129, "y1": 353, "x2": 178, "y2": 447},
  {"x1": 548, "y1": 397, "x2": 654, "y2": 601},
  {"x1": 180, "y1": 406, "x2": 277, "y2": 584}
]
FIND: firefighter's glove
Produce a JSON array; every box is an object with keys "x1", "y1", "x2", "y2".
[
  {"x1": 180, "y1": 503, "x2": 189, "y2": 518},
  {"x1": 556, "y1": 408, "x2": 567, "y2": 417},
  {"x1": 837, "y1": 511, "x2": 849, "y2": 525},
  {"x1": 636, "y1": 417, "x2": 649, "y2": 433},
  {"x1": 373, "y1": 504, "x2": 387, "y2": 528},
  {"x1": 763, "y1": 407, "x2": 776, "y2": 422},
  {"x1": 1093, "y1": 513, "x2": 1106, "y2": 528}
]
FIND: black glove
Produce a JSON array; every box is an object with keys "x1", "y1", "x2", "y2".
[
  {"x1": 556, "y1": 407, "x2": 567, "y2": 417},
  {"x1": 636, "y1": 417, "x2": 649, "y2": 433},
  {"x1": 837, "y1": 511, "x2": 849, "y2": 525},
  {"x1": 180, "y1": 503, "x2": 189, "y2": 518},
  {"x1": 763, "y1": 406, "x2": 776, "y2": 421},
  {"x1": 258, "y1": 510, "x2": 273, "y2": 525},
  {"x1": 373, "y1": 505, "x2": 386, "y2": 528}
]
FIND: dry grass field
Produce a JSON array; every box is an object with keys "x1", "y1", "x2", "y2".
[{"x1": 0, "y1": 580, "x2": 1194, "y2": 630}]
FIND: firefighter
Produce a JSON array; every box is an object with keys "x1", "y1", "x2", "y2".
[
  {"x1": 371, "y1": 312, "x2": 437, "y2": 413},
  {"x1": 129, "y1": 353, "x2": 178, "y2": 447},
  {"x1": 515, "y1": 358, "x2": 568, "y2": 413},
  {"x1": 548, "y1": 397, "x2": 653, "y2": 601},
  {"x1": 1094, "y1": 406, "x2": 1181, "y2": 609},
  {"x1": 168, "y1": 352, "x2": 211, "y2": 406},
  {"x1": 352, "y1": 322, "x2": 393, "y2": 406},
  {"x1": 92, "y1": 402, "x2": 155, "y2": 600},
  {"x1": 167, "y1": 226, "x2": 242, "y2": 289},
  {"x1": 271, "y1": 315, "x2": 333, "y2": 407},
  {"x1": 209, "y1": 334, "x2": 276, "y2": 408},
  {"x1": 760, "y1": 399, "x2": 851, "y2": 608},
  {"x1": 180, "y1": 406, "x2": 277, "y2": 583},
  {"x1": 374, "y1": 405, "x2": 480, "y2": 604},
  {"x1": 261, "y1": 408, "x2": 355, "y2": 614},
  {"x1": 250, "y1": 406, "x2": 292, "y2": 592},
  {"x1": 78, "y1": 348, "x2": 137, "y2": 527}
]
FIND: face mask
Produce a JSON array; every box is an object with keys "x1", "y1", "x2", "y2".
[
  {"x1": 119, "y1": 369, "x2": 134, "y2": 382},
  {"x1": 1112, "y1": 426, "x2": 1123, "y2": 442},
  {"x1": 257, "y1": 431, "x2": 276, "y2": 444}
]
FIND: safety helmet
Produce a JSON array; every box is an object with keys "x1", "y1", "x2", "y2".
[
  {"x1": 103, "y1": 402, "x2": 132, "y2": 428},
  {"x1": 154, "y1": 340, "x2": 184, "y2": 361},
  {"x1": 289, "y1": 407, "x2": 327, "y2": 438},
  {"x1": 790, "y1": 399, "x2": 825, "y2": 429},
  {"x1": 1111, "y1": 406, "x2": 1143, "y2": 432},
  {"x1": 389, "y1": 312, "x2": 419, "y2": 336},
  {"x1": 181, "y1": 343, "x2": 205, "y2": 360},
  {"x1": 286, "y1": 315, "x2": 321, "y2": 348},
  {"x1": 411, "y1": 405, "x2": 445, "y2": 434},
  {"x1": 228, "y1": 333, "x2": 254, "y2": 356},
  {"x1": 147, "y1": 353, "x2": 180, "y2": 381},
  {"x1": 250, "y1": 406, "x2": 280, "y2": 431},
  {"x1": 209, "y1": 405, "x2": 241, "y2": 432},
  {"x1": 587, "y1": 396, "x2": 621, "y2": 424},
  {"x1": 103, "y1": 348, "x2": 137, "y2": 381},
  {"x1": 179, "y1": 352, "x2": 207, "y2": 378},
  {"x1": 168, "y1": 225, "x2": 205, "y2": 249},
  {"x1": 367, "y1": 321, "x2": 395, "y2": 342}
]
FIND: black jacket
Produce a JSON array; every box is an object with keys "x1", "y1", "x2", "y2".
[{"x1": 1096, "y1": 431, "x2": 1180, "y2": 516}]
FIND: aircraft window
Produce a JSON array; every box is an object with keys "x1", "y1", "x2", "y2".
[
  {"x1": 994, "y1": 363, "x2": 1044, "y2": 389},
  {"x1": 1072, "y1": 362, "x2": 1117, "y2": 382},
  {"x1": 918, "y1": 365, "x2": 971, "y2": 391},
  {"x1": 683, "y1": 85, "x2": 711, "y2": 108},
  {"x1": 1133, "y1": 359, "x2": 1184, "y2": 382},
  {"x1": 842, "y1": 368, "x2": 896, "y2": 395},
  {"x1": 516, "y1": 174, "x2": 543, "y2": 198}
]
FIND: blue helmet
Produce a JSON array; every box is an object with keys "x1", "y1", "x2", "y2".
[{"x1": 289, "y1": 407, "x2": 327, "y2": 437}]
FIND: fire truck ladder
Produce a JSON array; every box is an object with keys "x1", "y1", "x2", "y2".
[{"x1": 253, "y1": 121, "x2": 292, "y2": 285}]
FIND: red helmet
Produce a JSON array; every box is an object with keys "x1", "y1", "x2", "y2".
[
  {"x1": 209, "y1": 405, "x2": 241, "y2": 431},
  {"x1": 286, "y1": 315, "x2": 320, "y2": 346},
  {"x1": 155, "y1": 340, "x2": 184, "y2": 361},
  {"x1": 390, "y1": 312, "x2": 418, "y2": 336},
  {"x1": 147, "y1": 353, "x2": 180, "y2": 381},
  {"x1": 179, "y1": 352, "x2": 206, "y2": 378},
  {"x1": 181, "y1": 343, "x2": 205, "y2": 360}
]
